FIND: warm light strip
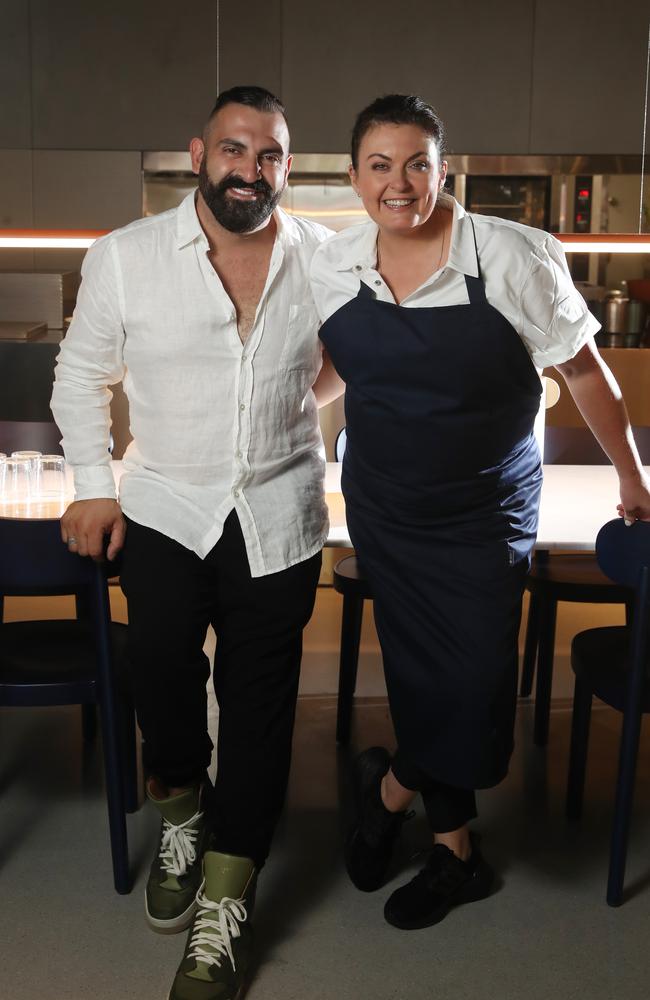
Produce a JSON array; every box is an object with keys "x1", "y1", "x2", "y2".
[
  {"x1": 1, "y1": 229, "x2": 649, "y2": 252},
  {"x1": 559, "y1": 240, "x2": 650, "y2": 254},
  {"x1": 0, "y1": 236, "x2": 99, "y2": 248},
  {"x1": 0, "y1": 229, "x2": 107, "y2": 249},
  {"x1": 556, "y1": 233, "x2": 650, "y2": 253}
]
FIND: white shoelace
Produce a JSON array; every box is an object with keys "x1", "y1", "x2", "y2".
[
  {"x1": 158, "y1": 809, "x2": 204, "y2": 877},
  {"x1": 188, "y1": 887, "x2": 248, "y2": 972}
]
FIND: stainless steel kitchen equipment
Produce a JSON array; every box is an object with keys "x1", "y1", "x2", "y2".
[
  {"x1": 625, "y1": 299, "x2": 647, "y2": 347},
  {"x1": 0, "y1": 272, "x2": 80, "y2": 330},
  {"x1": 603, "y1": 291, "x2": 629, "y2": 346},
  {"x1": 142, "y1": 152, "x2": 649, "y2": 279}
]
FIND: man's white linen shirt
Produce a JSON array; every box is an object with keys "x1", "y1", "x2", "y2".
[
  {"x1": 51, "y1": 193, "x2": 332, "y2": 576},
  {"x1": 310, "y1": 193, "x2": 600, "y2": 369}
]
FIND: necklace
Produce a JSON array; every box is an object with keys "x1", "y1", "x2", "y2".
[{"x1": 376, "y1": 215, "x2": 448, "y2": 275}]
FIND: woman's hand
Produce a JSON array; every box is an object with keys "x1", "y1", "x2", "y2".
[{"x1": 616, "y1": 470, "x2": 650, "y2": 524}]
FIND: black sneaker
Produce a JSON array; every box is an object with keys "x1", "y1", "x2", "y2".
[
  {"x1": 384, "y1": 834, "x2": 494, "y2": 929},
  {"x1": 345, "y1": 747, "x2": 412, "y2": 893}
]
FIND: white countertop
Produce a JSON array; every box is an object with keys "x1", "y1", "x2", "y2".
[
  {"x1": 325, "y1": 463, "x2": 649, "y2": 551},
  {"x1": 3, "y1": 461, "x2": 646, "y2": 553}
]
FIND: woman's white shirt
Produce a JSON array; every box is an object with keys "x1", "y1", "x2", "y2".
[{"x1": 309, "y1": 194, "x2": 599, "y2": 370}]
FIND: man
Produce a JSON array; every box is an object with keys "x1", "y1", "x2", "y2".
[{"x1": 51, "y1": 85, "x2": 340, "y2": 1000}]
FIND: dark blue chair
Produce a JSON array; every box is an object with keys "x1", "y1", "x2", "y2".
[
  {"x1": 0, "y1": 517, "x2": 136, "y2": 894},
  {"x1": 519, "y1": 424, "x2": 650, "y2": 748},
  {"x1": 566, "y1": 517, "x2": 650, "y2": 906},
  {"x1": 0, "y1": 420, "x2": 115, "y2": 741}
]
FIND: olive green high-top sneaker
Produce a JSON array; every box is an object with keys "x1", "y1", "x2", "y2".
[
  {"x1": 145, "y1": 781, "x2": 211, "y2": 934},
  {"x1": 169, "y1": 851, "x2": 257, "y2": 1000}
]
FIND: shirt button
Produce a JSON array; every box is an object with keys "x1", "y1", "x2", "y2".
[
  {"x1": 241, "y1": 354, "x2": 247, "y2": 362},
  {"x1": 239, "y1": 403, "x2": 245, "y2": 411},
  {"x1": 236, "y1": 450, "x2": 242, "y2": 458},
  {"x1": 374, "y1": 279, "x2": 381, "y2": 286},
  {"x1": 354, "y1": 265, "x2": 362, "y2": 272},
  {"x1": 233, "y1": 490, "x2": 240, "y2": 498}
]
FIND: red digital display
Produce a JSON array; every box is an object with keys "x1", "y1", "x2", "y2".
[{"x1": 578, "y1": 189, "x2": 590, "y2": 199}]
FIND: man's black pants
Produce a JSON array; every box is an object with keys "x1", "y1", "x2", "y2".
[{"x1": 120, "y1": 511, "x2": 322, "y2": 868}]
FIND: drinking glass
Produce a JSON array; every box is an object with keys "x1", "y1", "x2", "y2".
[
  {"x1": 11, "y1": 451, "x2": 41, "y2": 472},
  {"x1": 34, "y1": 455, "x2": 66, "y2": 499},
  {"x1": 2, "y1": 457, "x2": 33, "y2": 502}
]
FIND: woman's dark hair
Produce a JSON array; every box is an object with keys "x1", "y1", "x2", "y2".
[
  {"x1": 207, "y1": 85, "x2": 288, "y2": 127},
  {"x1": 350, "y1": 94, "x2": 446, "y2": 170}
]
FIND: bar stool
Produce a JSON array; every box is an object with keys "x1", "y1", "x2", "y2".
[
  {"x1": 519, "y1": 422, "x2": 642, "y2": 746},
  {"x1": 521, "y1": 554, "x2": 632, "y2": 746},
  {"x1": 333, "y1": 553, "x2": 373, "y2": 743},
  {"x1": 332, "y1": 428, "x2": 376, "y2": 743}
]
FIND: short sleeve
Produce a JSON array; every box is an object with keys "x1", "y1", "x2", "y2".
[{"x1": 520, "y1": 236, "x2": 600, "y2": 369}]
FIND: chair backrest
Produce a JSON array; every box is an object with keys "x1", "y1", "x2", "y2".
[
  {"x1": 596, "y1": 518, "x2": 650, "y2": 682},
  {"x1": 596, "y1": 519, "x2": 650, "y2": 590},
  {"x1": 0, "y1": 518, "x2": 100, "y2": 593}
]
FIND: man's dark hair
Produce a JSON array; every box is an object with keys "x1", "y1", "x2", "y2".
[
  {"x1": 350, "y1": 94, "x2": 446, "y2": 170},
  {"x1": 207, "y1": 85, "x2": 288, "y2": 130}
]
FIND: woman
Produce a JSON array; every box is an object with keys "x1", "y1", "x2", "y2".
[{"x1": 310, "y1": 94, "x2": 650, "y2": 930}]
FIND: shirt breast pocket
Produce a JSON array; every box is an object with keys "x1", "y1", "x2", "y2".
[{"x1": 278, "y1": 303, "x2": 321, "y2": 373}]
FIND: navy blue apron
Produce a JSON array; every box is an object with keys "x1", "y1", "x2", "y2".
[{"x1": 319, "y1": 221, "x2": 543, "y2": 789}]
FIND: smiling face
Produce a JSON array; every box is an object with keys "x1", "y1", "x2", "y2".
[
  {"x1": 349, "y1": 123, "x2": 447, "y2": 234},
  {"x1": 190, "y1": 102, "x2": 292, "y2": 233}
]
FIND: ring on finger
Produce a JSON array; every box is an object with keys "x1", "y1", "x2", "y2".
[{"x1": 67, "y1": 537, "x2": 78, "y2": 546}]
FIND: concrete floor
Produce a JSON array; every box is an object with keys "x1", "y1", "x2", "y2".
[{"x1": 1, "y1": 693, "x2": 650, "y2": 1000}]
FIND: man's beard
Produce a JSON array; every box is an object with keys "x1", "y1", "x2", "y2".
[{"x1": 198, "y1": 159, "x2": 283, "y2": 233}]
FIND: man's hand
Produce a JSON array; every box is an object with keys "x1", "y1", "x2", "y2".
[{"x1": 60, "y1": 498, "x2": 126, "y2": 561}]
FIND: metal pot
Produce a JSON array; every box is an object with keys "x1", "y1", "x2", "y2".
[
  {"x1": 626, "y1": 300, "x2": 647, "y2": 334},
  {"x1": 603, "y1": 294, "x2": 629, "y2": 335}
]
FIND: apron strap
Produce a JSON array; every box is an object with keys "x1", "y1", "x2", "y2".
[
  {"x1": 357, "y1": 279, "x2": 376, "y2": 300},
  {"x1": 464, "y1": 216, "x2": 487, "y2": 304}
]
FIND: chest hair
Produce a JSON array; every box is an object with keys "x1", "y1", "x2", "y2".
[{"x1": 208, "y1": 245, "x2": 273, "y2": 343}]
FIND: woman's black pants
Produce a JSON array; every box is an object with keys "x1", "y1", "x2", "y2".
[
  {"x1": 119, "y1": 511, "x2": 322, "y2": 868},
  {"x1": 391, "y1": 753, "x2": 478, "y2": 832}
]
